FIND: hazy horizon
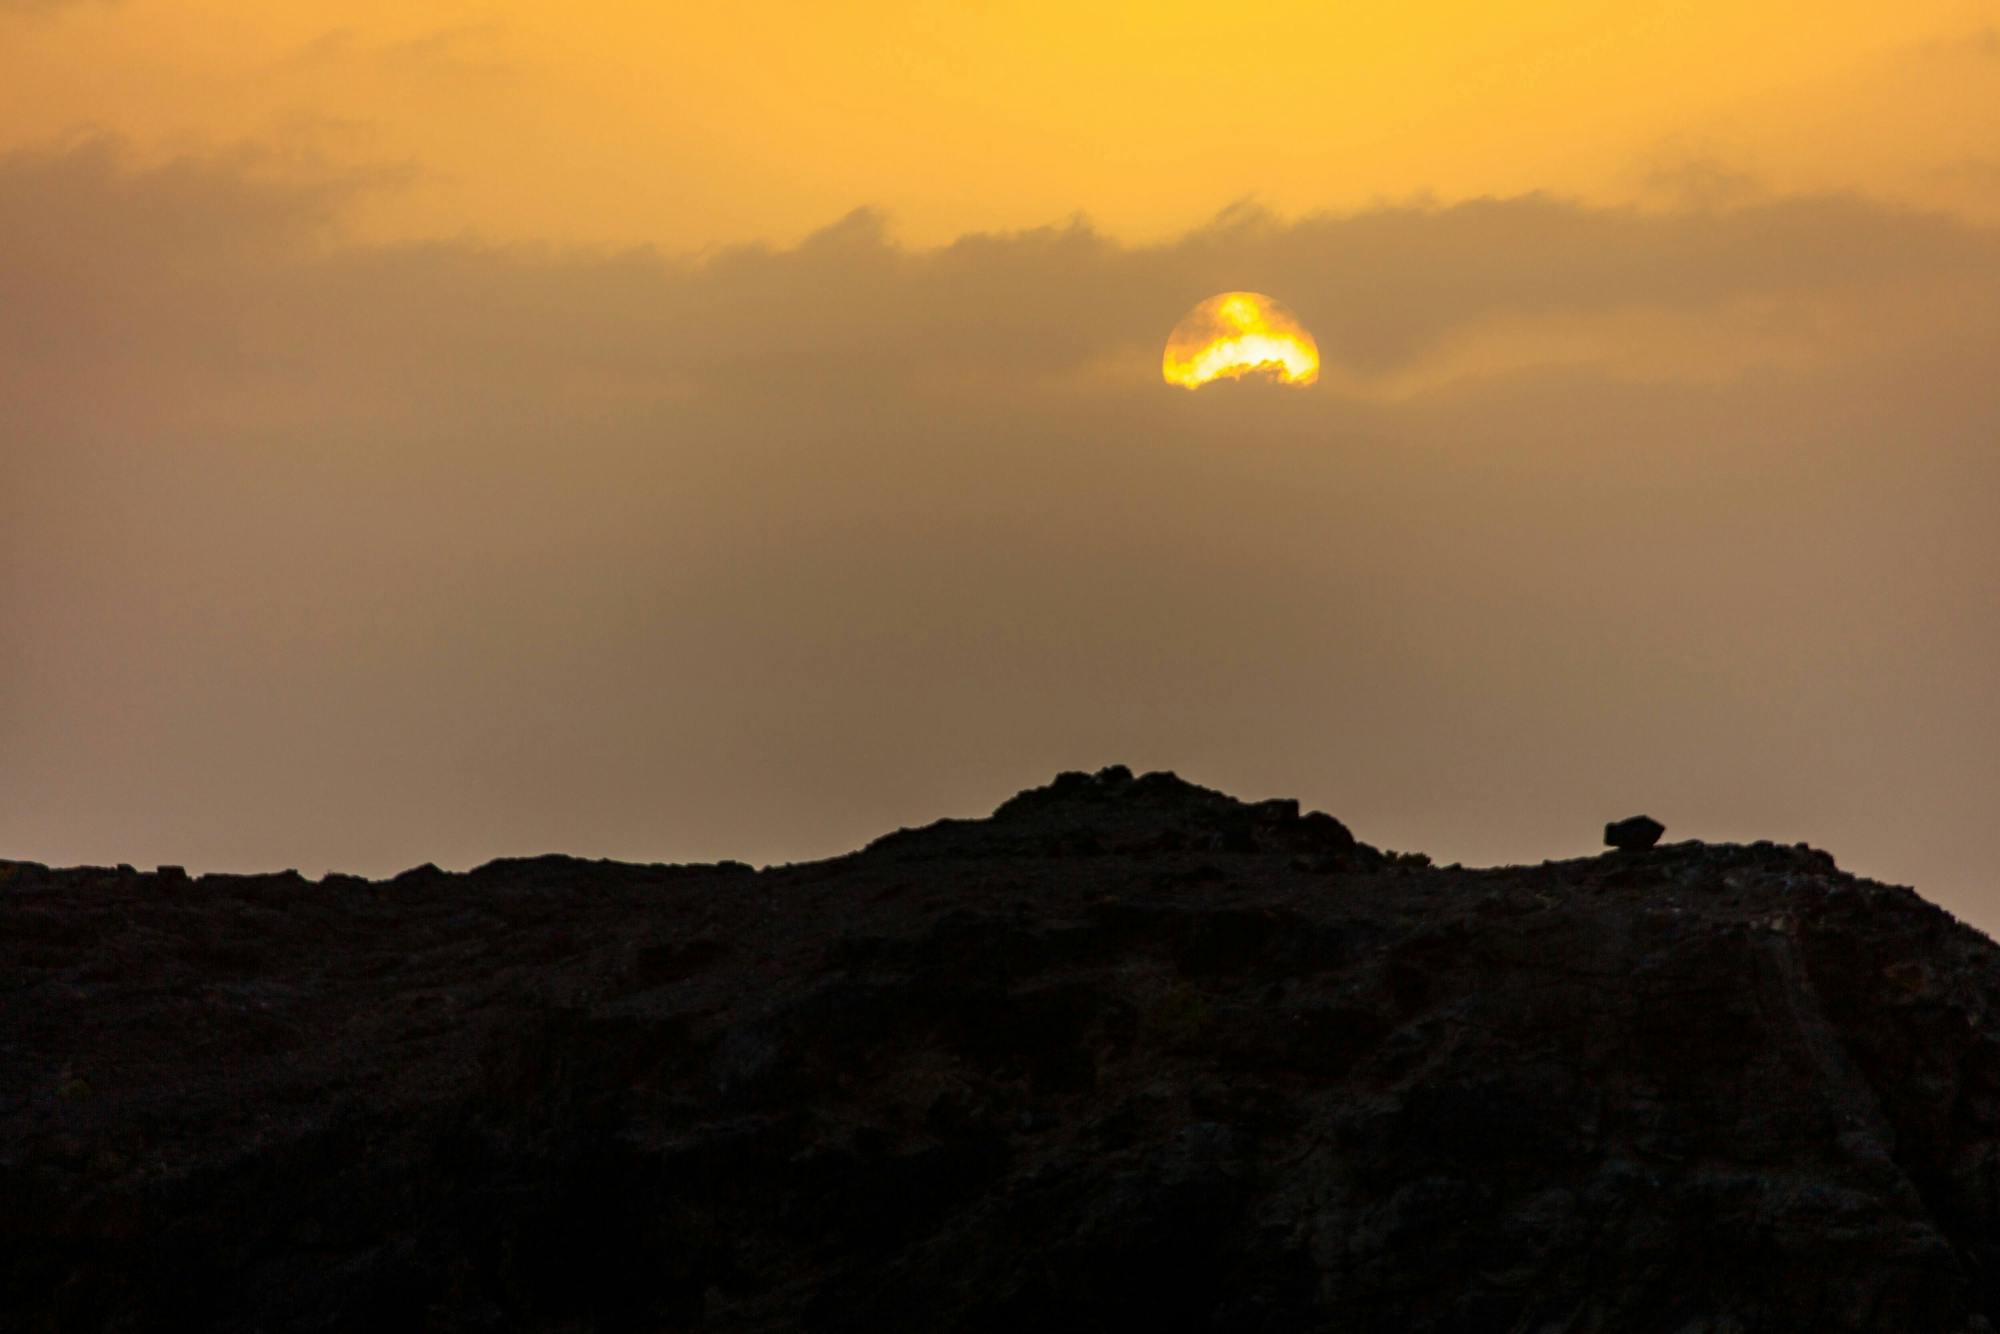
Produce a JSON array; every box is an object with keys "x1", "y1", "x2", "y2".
[{"x1": 4, "y1": 2, "x2": 1996, "y2": 928}]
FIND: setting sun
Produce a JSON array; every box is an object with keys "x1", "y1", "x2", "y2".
[{"x1": 1162, "y1": 292, "x2": 1320, "y2": 389}]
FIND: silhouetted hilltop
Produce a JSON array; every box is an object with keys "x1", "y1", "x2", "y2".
[
  {"x1": 863, "y1": 765, "x2": 1375, "y2": 862},
  {"x1": 5, "y1": 768, "x2": 1998, "y2": 1331}
]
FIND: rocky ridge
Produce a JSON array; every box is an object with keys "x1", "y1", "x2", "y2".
[{"x1": 5, "y1": 766, "x2": 2000, "y2": 1331}]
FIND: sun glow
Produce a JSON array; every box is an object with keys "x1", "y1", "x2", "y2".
[{"x1": 1162, "y1": 292, "x2": 1320, "y2": 389}]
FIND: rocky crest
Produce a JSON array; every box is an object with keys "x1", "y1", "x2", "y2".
[{"x1": 6, "y1": 767, "x2": 2000, "y2": 1331}]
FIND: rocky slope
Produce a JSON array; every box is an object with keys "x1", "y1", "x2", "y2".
[{"x1": 6, "y1": 767, "x2": 2000, "y2": 1332}]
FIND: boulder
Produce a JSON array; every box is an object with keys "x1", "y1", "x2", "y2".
[{"x1": 1604, "y1": 814, "x2": 1666, "y2": 851}]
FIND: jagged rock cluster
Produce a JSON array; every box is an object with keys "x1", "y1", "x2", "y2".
[{"x1": 5, "y1": 767, "x2": 1999, "y2": 1331}]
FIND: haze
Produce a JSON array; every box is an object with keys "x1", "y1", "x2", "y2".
[{"x1": 3, "y1": 2, "x2": 1997, "y2": 928}]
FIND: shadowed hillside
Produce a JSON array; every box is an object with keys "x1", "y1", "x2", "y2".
[{"x1": 7, "y1": 766, "x2": 2000, "y2": 1331}]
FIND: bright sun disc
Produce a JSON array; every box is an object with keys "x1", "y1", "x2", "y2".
[{"x1": 1162, "y1": 291, "x2": 1319, "y2": 389}]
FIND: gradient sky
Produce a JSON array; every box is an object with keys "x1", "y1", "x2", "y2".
[{"x1": 4, "y1": 2, "x2": 1998, "y2": 926}]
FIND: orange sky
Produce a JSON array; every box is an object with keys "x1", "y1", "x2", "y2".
[
  {"x1": 4, "y1": 2, "x2": 1999, "y2": 927},
  {"x1": 4, "y1": 1, "x2": 1999, "y2": 248}
]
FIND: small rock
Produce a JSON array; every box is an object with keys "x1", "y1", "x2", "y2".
[{"x1": 1605, "y1": 815, "x2": 1666, "y2": 851}]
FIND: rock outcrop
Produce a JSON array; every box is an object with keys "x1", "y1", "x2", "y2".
[
  {"x1": 5, "y1": 767, "x2": 1999, "y2": 1331},
  {"x1": 1605, "y1": 814, "x2": 1668, "y2": 851}
]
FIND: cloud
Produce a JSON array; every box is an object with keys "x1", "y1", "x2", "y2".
[
  {"x1": 277, "y1": 20, "x2": 517, "y2": 82},
  {"x1": 8, "y1": 140, "x2": 1990, "y2": 421},
  {"x1": 1637, "y1": 143, "x2": 1764, "y2": 211},
  {"x1": 2, "y1": 139, "x2": 1997, "y2": 930}
]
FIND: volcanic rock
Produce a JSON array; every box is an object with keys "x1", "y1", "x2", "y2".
[
  {"x1": 1605, "y1": 813, "x2": 1667, "y2": 850},
  {"x1": 4, "y1": 768, "x2": 1999, "y2": 1331}
]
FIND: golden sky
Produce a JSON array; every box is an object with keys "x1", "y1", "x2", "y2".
[
  {"x1": 3, "y1": 2, "x2": 1998, "y2": 926},
  {"x1": 4, "y1": 1, "x2": 1999, "y2": 247}
]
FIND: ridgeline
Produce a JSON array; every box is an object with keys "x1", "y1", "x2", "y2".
[{"x1": 6, "y1": 767, "x2": 1998, "y2": 1331}]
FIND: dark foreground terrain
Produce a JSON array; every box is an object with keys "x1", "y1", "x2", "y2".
[{"x1": 7, "y1": 768, "x2": 2000, "y2": 1332}]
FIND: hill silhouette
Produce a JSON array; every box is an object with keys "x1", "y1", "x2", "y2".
[{"x1": 6, "y1": 767, "x2": 1999, "y2": 1331}]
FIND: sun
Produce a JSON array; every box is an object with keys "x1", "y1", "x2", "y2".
[{"x1": 1162, "y1": 291, "x2": 1320, "y2": 389}]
